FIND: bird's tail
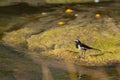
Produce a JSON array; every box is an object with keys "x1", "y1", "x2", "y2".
[{"x1": 92, "y1": 48, "x2": 101, "y2": 51}]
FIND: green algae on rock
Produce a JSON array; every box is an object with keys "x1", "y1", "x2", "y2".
[{"x1": 26, "y1": 25, "x2": 120, "y2": 66}]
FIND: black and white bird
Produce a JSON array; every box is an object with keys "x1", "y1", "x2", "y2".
[{"x1": 74, "y1": 39, "x2": 100, "y2": 58}]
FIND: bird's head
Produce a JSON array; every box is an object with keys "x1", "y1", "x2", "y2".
[{"x1": 74, "y1": 39, "x2": 81, "y2": 44}]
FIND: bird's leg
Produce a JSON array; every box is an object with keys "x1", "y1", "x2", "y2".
[
  {"x1": 83, "y1": 51, "x2": 85, "y2": 58},
  {"x1": 78, "y1": 50, "x2": 86, "y2": 58},
  {"x1": 81, "y1": 50, "x2": 86, "y2": 58},
  {"x1": 79, "y1": 51, "x2": 83, "y2": 58},
  {"x1": 81, "y1": 51, "x2": 83, "y2": 57}
]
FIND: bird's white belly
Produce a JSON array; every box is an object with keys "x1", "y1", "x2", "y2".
[{"x1": 78, "y1": 45, "x2": 82, "y2": 50}]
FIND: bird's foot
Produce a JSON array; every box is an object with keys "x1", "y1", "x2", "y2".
[{"x1": 78, "y1": 55, "x2": 85, "y2": 59}]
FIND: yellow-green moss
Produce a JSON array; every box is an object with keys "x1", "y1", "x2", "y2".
[{"x1": 27, "y1": 25, "x2": 120, "y2": 66}]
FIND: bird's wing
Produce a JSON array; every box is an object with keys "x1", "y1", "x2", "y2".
[
  {"x1": 81, "y1": 43, "x2": 93, "y2": 49},
  {"x1": 81, "y1": 43, "x2": 101, "y2": 51}
]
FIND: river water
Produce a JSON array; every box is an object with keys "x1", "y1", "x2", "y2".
[{"x1": 0, "y1": 2, "x2": 120, "y2": 80}]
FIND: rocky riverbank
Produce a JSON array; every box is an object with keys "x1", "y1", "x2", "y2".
[{"x1": 2, "y1": 3, "x2": 120, "y2": 66}]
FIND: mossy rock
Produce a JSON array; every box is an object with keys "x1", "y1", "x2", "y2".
[
  {"x1": 27, "y1": 25, "x2": 120, "y2": 66},
  {"x1": 2, "y1": 27, "x2": 37, "y2": 48}
]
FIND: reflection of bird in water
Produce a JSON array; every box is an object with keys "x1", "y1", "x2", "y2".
[
  {"x1": 74, "y1": 39, "x2": 101, "y2": 58},
  {"x1": 94, "y1": 0, "x2": 99, "y2": 3},
  {"x1": 77, "y1": 73, "x2": 82, "y2": 80}
]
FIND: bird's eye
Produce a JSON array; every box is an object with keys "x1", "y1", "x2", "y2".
[{"x1": 75, "y1": 40, "x2": 79, "y2": 42}]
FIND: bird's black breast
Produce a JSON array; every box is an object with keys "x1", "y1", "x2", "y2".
[{"x1": 76, "y1": 44, "x2": 78, "y2": 48}]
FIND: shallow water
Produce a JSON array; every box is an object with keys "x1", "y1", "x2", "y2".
[
  {"x1": 0, "y1": 43, "x2": 120, "y2": 80},
  {"x1": 0, "y1": 2, "x2": 120, "y2": 80}
]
